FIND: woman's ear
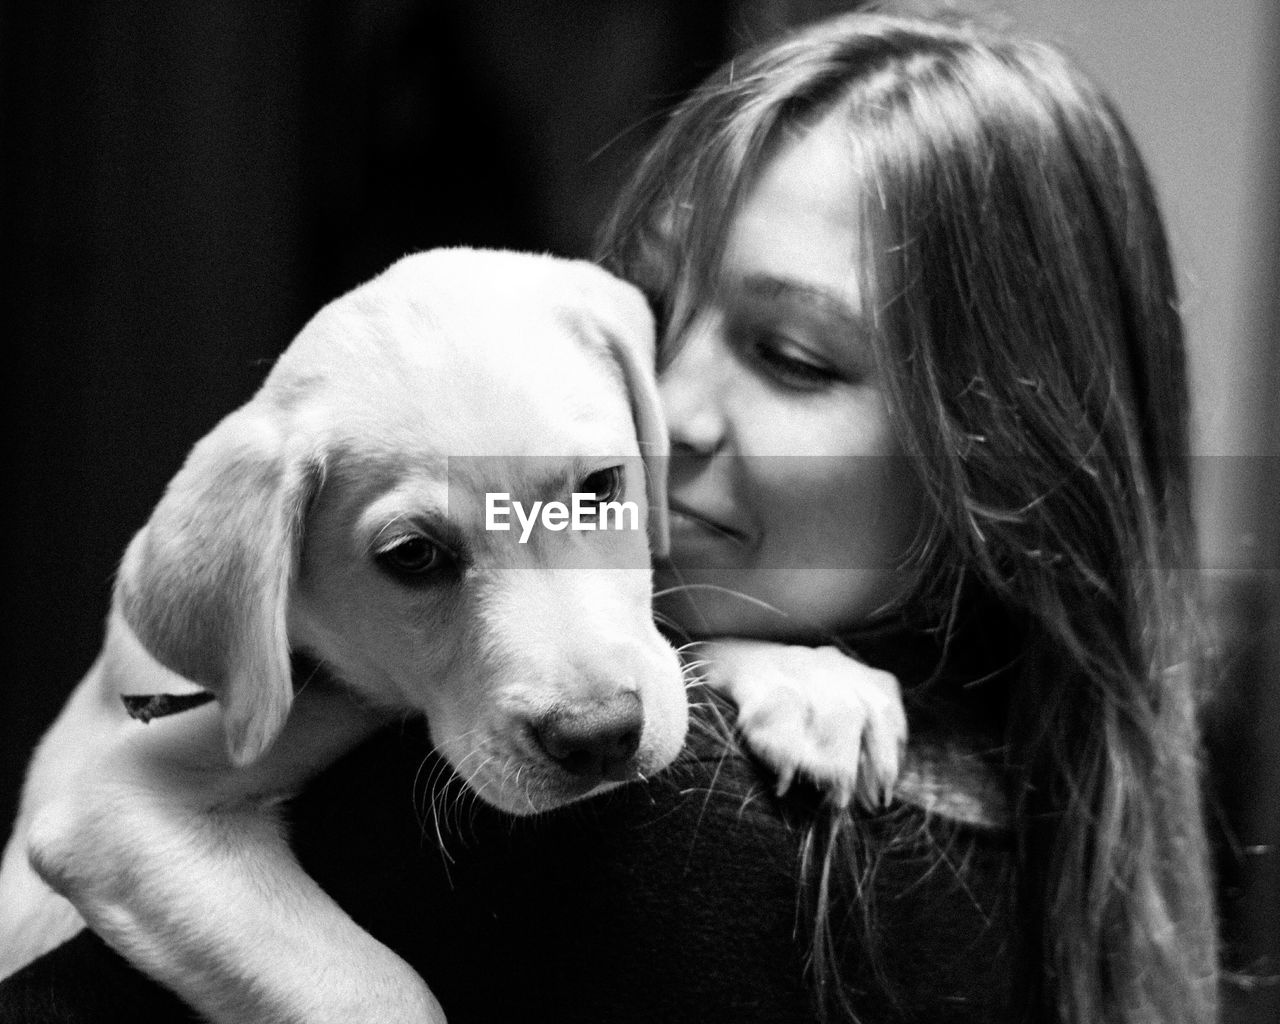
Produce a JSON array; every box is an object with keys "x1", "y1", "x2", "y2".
[{"x1": 114, "y1": 405, "x2": 322, "y2": 766}]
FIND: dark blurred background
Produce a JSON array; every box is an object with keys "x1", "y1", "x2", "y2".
[{"x1": 2, "y1": 1, "x2": 1276, "y2": 1020}]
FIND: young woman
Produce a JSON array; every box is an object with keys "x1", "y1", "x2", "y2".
[
  {"x1": 597, "y1": 9, "x2": 1219, "y2": 1023},
  {"x1": 1, "y1": 10, "x2": 1218, "y2": 1024}
]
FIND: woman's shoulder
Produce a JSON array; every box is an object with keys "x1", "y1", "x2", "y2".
[
  {"x1": 679, "y1": 703, "x2": 1012, "y2": 832},
  {"x1": 655, "y1": 715, "x2": 1025, "y2": 1020},
  {"x1": 280, "y1": 709, "x2": 1026, "y2": 1021}
]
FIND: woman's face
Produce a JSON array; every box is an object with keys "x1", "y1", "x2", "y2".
[{"x1": 655, "y1": 116, "x2": 923, "y2": 640}]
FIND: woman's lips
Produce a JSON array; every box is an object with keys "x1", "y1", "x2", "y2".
[{"x1": 666, "y1": 501, "x2": 748, "y2": 544}]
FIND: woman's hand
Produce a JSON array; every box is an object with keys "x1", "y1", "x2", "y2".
[{"x1": 692, "y1": 639, "x2": 906, "y2": 809}]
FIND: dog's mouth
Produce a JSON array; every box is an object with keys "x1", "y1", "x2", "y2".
[
  {"x1": 460, "y1": 743, "x2": 641, "y2": 816},
  {"x1": 429, "y1": 633, "x2": 688, "y2": 817},
  {"x1": 437, "y1": 690, "x2": 681, "y2": 817}
]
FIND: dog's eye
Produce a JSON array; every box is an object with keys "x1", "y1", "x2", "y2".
[
  {"x1": 580, "y1": 465, "x2": 624, "y2": 505},
  {"x1": 375, "y1": 535, "x2": 454, "y2": 581}
]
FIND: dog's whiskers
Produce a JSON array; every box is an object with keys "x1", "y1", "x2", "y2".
[
  {"x1": 411, "y1": 726, "x2": 498, "y2": 858},
  {"x1": 459, "y1": 754, "x2": 501, "y2": 836}
]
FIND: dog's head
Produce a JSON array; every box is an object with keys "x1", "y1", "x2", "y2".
[{"x1": 115, "y1": 249, "x2": 687, "y2": 813}]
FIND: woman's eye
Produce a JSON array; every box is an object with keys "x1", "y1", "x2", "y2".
[
  {"x1": 375, "y1": 535, "x2": 455, "y2": 582},
  {"x1": 749, "y1": 335, "x2": 840, "y2": 389},
  {"x1": 580, "y1": 465, "x2": 624, "y2": 504}
]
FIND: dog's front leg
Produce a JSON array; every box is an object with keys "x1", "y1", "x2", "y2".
[
  {"x1": 28, "y1": 685, "x2": 446, "y2": 1024},
  {"x1": 690, "y1": 638, "x2": 907, "y2": 809}
]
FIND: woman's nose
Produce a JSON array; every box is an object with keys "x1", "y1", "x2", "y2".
[{"x1": 659, "y1": 317, "x2": 730, "y2": 456}]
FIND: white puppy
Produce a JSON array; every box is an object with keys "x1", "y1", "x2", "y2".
[
  {"x1": 0, "y1": 249, "x2": 906, "y2": 1023},
  {"x1": 0, "y1": 250, "x2": 687, "y2": 1018}
]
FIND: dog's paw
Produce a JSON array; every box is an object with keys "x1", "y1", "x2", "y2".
[{"x1": 695, "y1": 640, "x2": 906, "y2": 809}]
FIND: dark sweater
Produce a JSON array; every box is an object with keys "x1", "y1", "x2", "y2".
[{"x1": 0, "y1": 713, "x2": 1023, "y2": 1023}]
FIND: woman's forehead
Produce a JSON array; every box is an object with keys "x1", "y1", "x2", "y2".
[{"x1": 718, "y1": 115, "x2": 866, "y2": 309}]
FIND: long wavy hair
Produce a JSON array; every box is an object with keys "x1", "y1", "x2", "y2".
[{"x1": 598, "y1": 9, "x2": 1218, "y2": 1024}]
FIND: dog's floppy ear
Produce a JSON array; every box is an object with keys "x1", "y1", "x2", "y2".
[
  {"x1": 115, "y1": 404, "x2": 320, "y2": 766},
  {"x1": 582, "y1": 271, "x2": 670, "y2": 558}
]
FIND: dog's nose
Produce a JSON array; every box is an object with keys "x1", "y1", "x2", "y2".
[{"x1": 532, "y1": 692, "x2": 644, "y2": 784}]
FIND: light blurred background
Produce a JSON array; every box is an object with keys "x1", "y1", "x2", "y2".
[{"x1": 3, "y1": 2, "x2": 1275, "y2": 1018}]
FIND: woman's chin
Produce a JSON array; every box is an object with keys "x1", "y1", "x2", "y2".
[
  {"x1": 653, "y1": 567, "x2": 794, "y2": 641},
  {"x1": 653, "y1": 563, "x2": 900, "y2": 642}
]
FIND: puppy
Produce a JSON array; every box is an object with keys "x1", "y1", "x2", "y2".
[
  {"x1": 0, "y1": 250, "x2": 688, "y2": 1021},
  {"x1": 0, "y1": 249, "x2": 907, "y2": 1023}
]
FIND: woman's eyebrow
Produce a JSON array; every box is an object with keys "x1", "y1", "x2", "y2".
[{"x1": 739, "y1": 273, "x2": 867, "y2": 331}]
